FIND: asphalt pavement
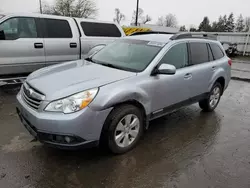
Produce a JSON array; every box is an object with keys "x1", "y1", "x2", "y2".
[
  {"x1": 1, "y1": 79, "x2": 250, "y2": 188},
  {"x1": 232, "y1": 59, "x2": 250, "y2": 81}
]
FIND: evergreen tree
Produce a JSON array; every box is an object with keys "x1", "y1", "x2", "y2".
[
  {"x1": 235, "y1": 14, "x2": 244, "y2": 32},
  {"x1": 226, "y1": 13, "x2": 235, "y2": 32},
  {"x1": 179, "y1": 25, "x2": 187, "y2": 31},
  {"x1": 198, "y1": 16, "x2": 211, "y2": 32}
]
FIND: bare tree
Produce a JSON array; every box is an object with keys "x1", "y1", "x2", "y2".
[
  {"x1": 164, "y1": 14, "x2": 178, "y2": 27},
  {"x1": 132, "y1": 8, "x2": 151, "y2": 24},
  {"x1": 113, "y1": 8, "x2": 125, "y2": 24},
  {"x1": 143, "y1": 15, "x2": 152, "y2": 24},
  {"x1": 156, "y1": 16, "x2": 164, "y2": 26},
  {"x1": 43, "y1": 0, "x2": 97, "y2": 18},
  {"x1": 156, "y1": 14, "x2": 178, "y2": 27}
]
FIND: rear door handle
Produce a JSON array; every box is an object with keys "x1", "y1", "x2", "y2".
[
  {"x1": 184, "y1": 73, "x2": 192, "y2": 80},
  {"x1": 70, "y1": 43, "x2": 77, "y2": 48},
  {"x1": 34, "y1": 43, "x2": 43, "y2": 49}
]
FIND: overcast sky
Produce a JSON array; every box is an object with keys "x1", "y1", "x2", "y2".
[{"x1": 1, "y1": 0, "x2": 250, "y2": 27}]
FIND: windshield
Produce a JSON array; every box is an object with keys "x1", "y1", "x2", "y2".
[{"x1": 92, "y1": 39, "x2": 164, "y2": 72}]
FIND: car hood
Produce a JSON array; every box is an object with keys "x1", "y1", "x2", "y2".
[{"x1": 26, "y1": 60, "x2": 136, "y2": 100}]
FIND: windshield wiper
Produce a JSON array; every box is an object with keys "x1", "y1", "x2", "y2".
[
  {"x1": 85, "y1": 57, "x2": 97, "y2": 63},
  {"x1": 97, "y1": 63, "x2": 124, "y2": 70}
]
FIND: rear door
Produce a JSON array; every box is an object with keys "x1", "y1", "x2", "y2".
[
  {"x1": 42, "y1": 17, "x2": 80, "y2": 66},
  {"x1": 77, "y1": 20, "x2": 124, "y2": 57},
  {"x1": 0, "y1": 16, "x2": 45, "y2": 76},
  {"x1": 188, "y1": 41, "x2": 214, "y2": 98}
]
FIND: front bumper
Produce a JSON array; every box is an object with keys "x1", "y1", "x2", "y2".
[{"x1": 16, "y1": 92, "x2": 112, "y2": 149}]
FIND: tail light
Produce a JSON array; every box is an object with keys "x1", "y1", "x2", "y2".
[{"x1": 228, "y1": 59, "x2": 232, "y2": 66}]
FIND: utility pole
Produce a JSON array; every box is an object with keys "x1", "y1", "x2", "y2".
[
  {"x1": 135, "y1": 0, "x2": 139, "y2": 26},
  {"x1": 39, "y1": 0, "x2": 43, "y2": 14}
]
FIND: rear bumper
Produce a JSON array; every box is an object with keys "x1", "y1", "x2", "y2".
[{"x1": 16, "y1": 91, "x2": 112, "y2": 149}]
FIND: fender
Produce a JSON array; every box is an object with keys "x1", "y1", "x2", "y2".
[
  {"x1": 208, "y1": 66, "x2": 226, "y2": 91},
  {"x1": 89, "y1": 83, "x2": 151, "y2": 115}
]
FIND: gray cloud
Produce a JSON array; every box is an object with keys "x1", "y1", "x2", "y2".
[{"x1": 1, "y1": 0, "x2": 250, "y2": 27}]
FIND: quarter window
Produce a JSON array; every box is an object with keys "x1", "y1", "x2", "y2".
[
  {"x1": 159, "y1": 43, "x2": 188, "y2": 69},
  {"x1": 81, "y1": 22, "x2": 122, "y2": 37},
  {"x1": 210, "y1": 43, "x2": 224, "y2": 60},
  {"x1": 190, "y1": 42, "x2": 209, "y2": 65},
  {"x1": 0, "y1": 17, "x2": 37, "y2": 40},
  {"x1": 44, "y1": 19, "x2": 72, "y2": 38}
]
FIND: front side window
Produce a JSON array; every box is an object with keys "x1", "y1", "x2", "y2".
[
  {"x1": 81, "y1": 22, "x2": 122, "y2": 37},
  {"x1": 190, "y1": 42, "x2": 209, "y2": 65},
  {"x1": 0, "y1": 17, "x2": 37, "y2": 40},
  {"x1": 92, "y1": 39, "x2": 162, "y2": 72},
  {"x1": 44, "y1": 19, "x2": 72, "y2": 38},
  {"x1": 159, "y1": 43, "x2": 188, "y2": 69}
]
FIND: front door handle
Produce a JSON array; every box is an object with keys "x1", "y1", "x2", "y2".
[
  {"x1": 184, "y1": 73, "x2": 192, "y2": 80},
  {"x1": 70, "y1": 43, "x2": 77, "y2": 48},
  {"x1": 212, "y1": 66, "x2": 217, "y2": 71},
  {"x1": 34, "y1": 43, "x2": 43, "y2": 49}
]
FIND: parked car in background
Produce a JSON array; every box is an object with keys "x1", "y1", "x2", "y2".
[
  {"x1": 16, "y1": 32, "x2": 231, "y2": 154},
  {"x1": 0, "y1": 13, "x2": 125, "y2": 85}
]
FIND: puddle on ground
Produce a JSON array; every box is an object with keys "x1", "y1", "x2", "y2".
[{"x1": 1, "y1": 133, "x2": 41, "y2": 153}]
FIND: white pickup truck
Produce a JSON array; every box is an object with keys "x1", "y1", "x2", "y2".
[{"x1": 0, "y1": 13, "x2": 125, "y2": 86}]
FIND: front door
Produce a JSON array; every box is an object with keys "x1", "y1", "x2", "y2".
[
  {"x1": 0, "y1": 16, "x2": 45, "y2": 76},
  {"x1": 42, "y1": 18, "x2": 79, "y2": 66},
  {"x1": 150, "y1": 42, "x2": 192, "y2": 115}
]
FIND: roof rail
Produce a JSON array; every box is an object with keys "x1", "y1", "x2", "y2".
[
  {"x1": 170, "y1": 32, "x2": 217, "y2": 40},
  {"x1": 129, "y1": 31, "x2": 175, "y2": 36}
]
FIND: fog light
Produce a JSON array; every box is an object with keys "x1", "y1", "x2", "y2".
[
  {"x1": 65, "y1": 136, "x2": 71, "y2": 143},
  {"x1": 56, "y1": 135, "x2": 64, "y2": 142}
]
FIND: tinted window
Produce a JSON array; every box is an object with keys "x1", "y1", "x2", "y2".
[
  {"x1": 190, "y1": 42, "x2": 209, "y2": 65},
  {"x1": 92, "y1": 40, "x2": 162, "y2": 72},
  {"x1": 44, "y1": 19, "x2": 72, "y2": 38},
  {"x1": 210, "y1": 43, "x2": 224, "y2": 60},
  {"x1": 159, "y1": 43, "x2": 188, "y2": 69},
  {"x1": 81, "y1": 22, "x2": 121, "y2": 37},
  {"x1": 0, "y1": 17, "x2": 37, "y2": 40}
]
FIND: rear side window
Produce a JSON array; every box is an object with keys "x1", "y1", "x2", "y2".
[
  {"x1": 189, "y1": 42, "x2": 209, "y2": 65},
  {"x1": 210, "y1": 43, "x2": 224, "y2": 60},
  {"x1": 44, "y1": 19, "x2": 72, "y2": 38},
  {"x1": 81, "y1": 22, "x2": 121, "y2": 37}
]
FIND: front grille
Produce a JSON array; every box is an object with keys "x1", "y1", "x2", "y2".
[{"x1": 21, "y1": 83, "x2": 45, "y2": 110}]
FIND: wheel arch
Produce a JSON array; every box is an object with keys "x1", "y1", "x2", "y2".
[{"x1": 99, "y1": 99, "x2": 149, "y2": 146}]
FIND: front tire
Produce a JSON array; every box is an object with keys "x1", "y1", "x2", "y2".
[
  {"x1": 102, "y1": 105, "x2": 144, "y2": 154},
  {"x1": 199, "y1": 82, "x2": 222, "y2": 112}
]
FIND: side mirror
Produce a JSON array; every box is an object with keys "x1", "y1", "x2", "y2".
[
  {"x1": 153, "y1": 64, "x2": 176, "y2": 75},
  {"x1": 0, "y1": 30, "x2": 5, "y2": 40}
]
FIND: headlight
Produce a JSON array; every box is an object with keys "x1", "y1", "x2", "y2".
[{"x1": 45, "y1": 88, "x2": 98, "y2": 114}]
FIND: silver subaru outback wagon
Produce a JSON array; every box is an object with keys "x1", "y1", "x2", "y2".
[{"x1": 16, "y1": 32, "x2": 231, "y2": 154}]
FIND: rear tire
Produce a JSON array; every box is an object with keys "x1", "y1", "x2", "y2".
[
  {"x1": 199, "y1": 82, "x2": 222, "y2": 112},
  {"x1": 101, "y1": 104, "x2": 144, "y2": 154}
]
